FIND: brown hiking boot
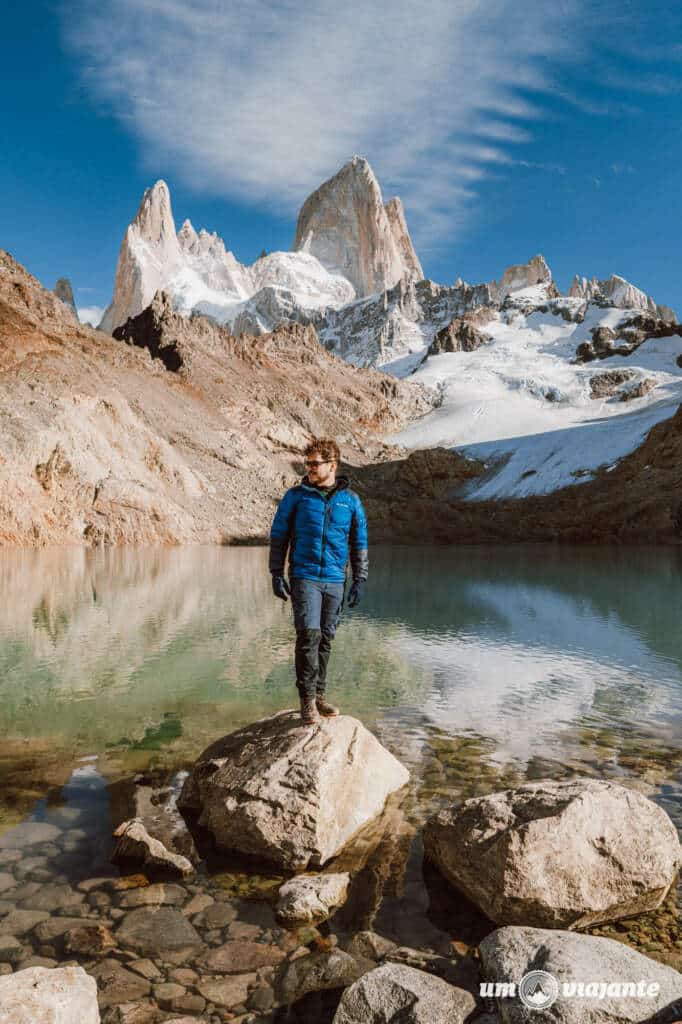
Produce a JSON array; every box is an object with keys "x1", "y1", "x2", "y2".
[
  {"x1": 316, "y1": 696, "x2": 339, "y2": 717},
  {"x1": 300, "y1": 694, "x2": 319, "y2": 725}
]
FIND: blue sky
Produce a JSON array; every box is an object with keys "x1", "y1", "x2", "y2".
[{"x1": 2, "y1": 0, "x2": 682, "y2": 320}]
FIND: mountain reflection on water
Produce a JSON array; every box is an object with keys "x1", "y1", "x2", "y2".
[{"x1": 1, "y1": 544, "x2": 681, "y2": 774}]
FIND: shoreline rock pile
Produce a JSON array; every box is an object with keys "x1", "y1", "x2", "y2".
[{"x1": 0, "y1": 714, "x2": 680, "y2": 1023}]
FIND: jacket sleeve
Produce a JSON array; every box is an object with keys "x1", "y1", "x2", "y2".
[
  {"x1": 349, "y1": 493, "x2": 368, "y2": 582},
  {"x1": 269, "y1": 489, "x2": 297, "y2": 576}
]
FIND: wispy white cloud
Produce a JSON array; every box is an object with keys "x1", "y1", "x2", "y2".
[
  {"x1": 62, "y1": 0, "x2": 589, "y2": 246},
  {"x1": 78, "y1": 305, "x2": 105, "y2": 327}
]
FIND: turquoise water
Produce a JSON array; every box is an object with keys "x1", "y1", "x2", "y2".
[{"x1": 0, "y1": 544, "x2": 680, "y2": 958}]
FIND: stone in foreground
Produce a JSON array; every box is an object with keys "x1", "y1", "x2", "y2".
[
  {"x1": 276, "y1": 948, "x2": 366, "y2": 1006},
  {"x1": 423, "y1": 779, "x2": 681, "y2": 928},
  {"x1": 332, "y1": 963, "x2": 476, "y2": 1024},
  {"x1": 179, "y1": 711, "x2": 409, "y2": 870},
  {"x1": 479, "y1": 926, "x2": 682, "y2": 1023},
  {"x1": 0, "y1": 965, "x2": 100, "y2": 1023},
  {"x1": 277, "y1": 872, "x2": 350, "y2": 923},
  {"x1": 113, "y1": 819, "x2": 195, "y2": 878},
  {"x1": 115, "y1": 907, "x2": 202, "y2": 956}
]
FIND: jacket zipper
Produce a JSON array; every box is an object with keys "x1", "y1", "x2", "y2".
[{"x1": 319, "y1": 495, "x2": 330, "y2": 575}]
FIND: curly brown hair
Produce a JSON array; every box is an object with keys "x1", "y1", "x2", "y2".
[{"x1": 303, "y1": 437, "x2": 340, "y2": 464}]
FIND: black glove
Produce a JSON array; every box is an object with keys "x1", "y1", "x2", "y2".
[
  {"x1": 272, "y1": 576, "x2": 291, "y2": 601},
  {"x1": 347, "y1": 580, "x2": 364, "y2": 608}
]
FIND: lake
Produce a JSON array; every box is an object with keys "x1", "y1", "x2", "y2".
[{"x1": 0, "y1": 544, "x2": 680, "y2": 1011}]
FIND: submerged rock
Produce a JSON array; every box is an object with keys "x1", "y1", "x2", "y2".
[
  {"x1": 101, "y1": 1003, "x2": 163, "y2": 1023},
  {"x1": 195, "y1": 972, "x2": 256, "y2": 1009},
  {"x1": 199, "y1": 940, "x2": 286, "y2": 974},
  {"x1": 332, "y1": 962, "x2": 476, "y2": 1024},
  {"x1": 479, "y1": 926, "x2": 682, "y2": 1023},
  {"x1": 423, "y1": 778, "x2": 681, "y2": 929},
  {"x1": 275, "y1": 947, "x2": 366, "y2": 1005},
  {"x1": 90, "y1": 958, "x2": 151, "y2": 1009},
  {"x1": 0, "y1": 823, "x2": 61, "y2": 849},
  {"x1": 63, "y1": 923, "x2": 117, "y2": 958},
  {"x1": 0, "y1": 965, "x2": 100, "y2": 1023},
  {"x1": 115, "y1": 906, "x2": 202, "y2": 956},
  {"x1": 179, "y1": 711, "x2": 409, "y2": 870},
  {"x1": 113, "y1": 819, "x2": 195, "y2": 878},
  {"x1": 277, "y1": 872, "x2": 350, "y2": 923}
]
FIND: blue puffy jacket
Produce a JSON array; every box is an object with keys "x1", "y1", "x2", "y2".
[{"x1": 269, "y1": 475, "x2": 368, "y2": 584}]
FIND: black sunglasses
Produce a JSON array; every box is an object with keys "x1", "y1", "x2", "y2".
[{"x1": 304, "y1": 459, "x2": 330, "y2": 467}]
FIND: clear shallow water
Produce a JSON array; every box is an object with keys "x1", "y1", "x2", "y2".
[{"x1": 0, "y1": 544, "x2": 681, "y2": 975}]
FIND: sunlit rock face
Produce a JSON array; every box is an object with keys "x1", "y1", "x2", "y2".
[
  {"x1": 568, "y1": 272, "x2": 674, "y2": 319},
  {"x1": 100, "y1": 181, "x2": 184, "y2": 334},
  {"x1": 479, "y1": 926, "x2": 682, "y2": 1023},
  {"x1": 0, "y1": 966, "x2": 100, "y2": 1024},
  {"x1": 179, "y1": 710, "x2": 410, "y2": 869},
  {"x1": 294, "y1": 156, "x2": 422, "y2": 298},
  {"x1": 424, "y1": 778, "x2": 682, "y2": 929}
]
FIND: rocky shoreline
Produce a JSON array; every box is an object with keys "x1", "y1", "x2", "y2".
[{"x1": 0, "y1": 711, "x2": 680, "y2": 1023}]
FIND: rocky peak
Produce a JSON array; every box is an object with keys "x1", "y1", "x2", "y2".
[
  {"x1": 568, "y1": 273, "x2": 675, "y2": 320},
  {"x1": 178, "y1": 218, "x2": 199, "y2": 252},
  {"x1": 99, "y1": 181, "x2": 183, "y2": 334},
  {"x1": 196, "y1": 228, "x2": 227, "y2": 258},
  {"x1": 293, "y1": 156, "x2": 421, "y2": 297},
  {"x1": 493, "y1": 254, "x2": 553, "y2": 300},
  {"x1": 53, "y1": 277, "x2": 77, "y2": 318},
  {"x1": 133, "y1": 180, "x2": 178, "y2": 251}
]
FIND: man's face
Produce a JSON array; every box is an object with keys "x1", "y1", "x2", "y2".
[{"x1": 304, "y1": 452, "x2": 337, "y2": 488}]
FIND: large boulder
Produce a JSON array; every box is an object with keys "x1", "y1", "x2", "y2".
[
  {"x1": 178, "y1": 711, "x2": 409, "y2": 870},
  {"x1": 332, "y1": 963, "x2": 476, "y2": 1024},
  {"x1": 479, "y1": 926, "x2": 682, "y2": 1023},
  {"x1": 423, "y1": 779, "x2": 681, "y2": 929},
  {"x1": 0, "y1": 965, "x2": 100, "y2": 1023}
]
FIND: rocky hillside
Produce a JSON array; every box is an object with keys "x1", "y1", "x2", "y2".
[
  {"x1": 4, "y1": 240, "x2": 682, "y2": 549},
  {"x1": 0, "y1": 250, "x2": 433, "y2": 547}
]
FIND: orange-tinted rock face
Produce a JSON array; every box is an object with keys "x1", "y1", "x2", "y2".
[
  {"x1": 294, "y1": 156, "x2": 421, "y2": 297},
  {"x1": 0, "y1": 250, "x2": 433, "y2": 548}
]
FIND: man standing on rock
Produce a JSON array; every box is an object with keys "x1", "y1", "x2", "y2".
[{"x1": 269, "y1": 438, "x2": 368, "y2": 725}]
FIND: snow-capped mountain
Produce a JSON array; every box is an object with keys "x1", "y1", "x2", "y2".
[
  {"x1": 99, "y1": 156, "x2": 422, "y2": 335},
  {"x1": 388, "y1": 290, "x2": 682, "y2": 501},
  {"x1": 96, "y1": 156, "x2": 682, "y2": 507}
]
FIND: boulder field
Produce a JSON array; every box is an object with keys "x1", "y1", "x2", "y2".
[{"x1": 0, "y1": 731, "x2": 680, "y2": 1022}]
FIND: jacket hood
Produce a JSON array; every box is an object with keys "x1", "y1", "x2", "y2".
[{"x1": 300, "y1": 474, "x2": 350, "y2": 491}]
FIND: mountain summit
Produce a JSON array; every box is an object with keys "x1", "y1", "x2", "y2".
[
  {"x1": 98, "y1": 158, "x2": 422, "y2": 334},
  {"x1": 100, "y1": 180, "x2": 183, "y2": 334},
  {"x1": 293, "y1": 155, "x2": 422, "y2": 296}
]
